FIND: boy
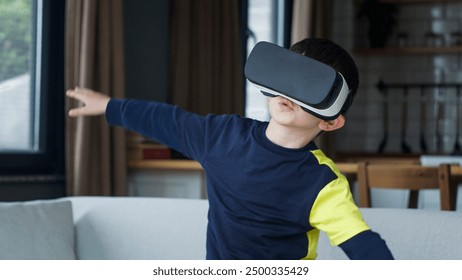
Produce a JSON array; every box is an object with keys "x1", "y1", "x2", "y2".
[{"x1": 66, "y1": 38, "x2": 393, "y2": 260}]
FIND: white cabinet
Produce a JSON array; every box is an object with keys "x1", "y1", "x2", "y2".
[{"x1": 128, "y1": 169, "x2": 206, "y2": 199}]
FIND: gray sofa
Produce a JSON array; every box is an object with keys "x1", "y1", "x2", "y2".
[{"x1": 1, "y1": 196, "x2": 461, "y2": 259}]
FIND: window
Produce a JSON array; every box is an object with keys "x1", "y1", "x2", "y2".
[
  {"x1": 245, "y1": 0, "x2": 292, "y2": 121},
  {"x1": 0, "y1": 0, "x2": 64, "y2": 176}
]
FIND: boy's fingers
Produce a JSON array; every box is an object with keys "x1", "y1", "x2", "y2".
[
  {"x1": 68, "y1": 107, "x2": 87, "y2": 117},
  {"x1": 66, "y1": 87, "x2": 107, "y2": 117},
  {"x1": 66, "y1": 89, "x2": 83, "y2": 101}
]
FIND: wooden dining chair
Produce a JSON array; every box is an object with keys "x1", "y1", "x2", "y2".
[{"x1": 357, "y1": 162, "x2": 457, "y2": 211}]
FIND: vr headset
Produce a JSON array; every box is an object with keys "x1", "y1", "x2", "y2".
[{"x1": 244, "y1": 41, "x2": 350, "y2": 120}]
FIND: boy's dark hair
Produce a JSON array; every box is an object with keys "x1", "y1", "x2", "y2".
[{"x1": 290, "y1": 38, "x2": 359, "y2": 116}]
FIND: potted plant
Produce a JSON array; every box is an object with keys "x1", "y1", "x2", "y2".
[{"x1": 358, "y1": 0, "x2": 398, "y2": 48}]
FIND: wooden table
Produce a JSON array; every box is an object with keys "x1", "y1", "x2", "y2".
[
  {"x1": 129, "y1": 159, "x2": 461, "y2": 207},
  {"x1": 338, "y1": 162, "x2": 462, "y2": 176},
  {"x1": 129, "y1": 159, "x2": 202, "y2": 171},
  {"x1": 129, "y1": 159, "x2": 462, "y2": 176}
]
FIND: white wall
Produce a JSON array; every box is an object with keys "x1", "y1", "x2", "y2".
[
  {"x1": 332, "y1": 0, "x2": 462, "y2": 210},
  {"x1": 128, "y1": 170, "x2": 206, "y2": 199},
  {"x1": 332, "y1": 0, "x2": 462, "y2": 154}
]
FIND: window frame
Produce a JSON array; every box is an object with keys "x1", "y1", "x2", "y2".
[
  {"x1": 0, "y1": 0, "x2": 65, "y2": 177},
  {"x1": 243, "y1": 0, "x2": 293, "y2": 121}
]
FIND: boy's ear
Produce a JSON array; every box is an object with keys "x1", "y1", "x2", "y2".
[{"x1": 318, "y1": 115, "x2": 345, "y2": 131}]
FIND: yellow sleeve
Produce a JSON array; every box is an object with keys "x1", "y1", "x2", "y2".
[{"x1": 309, "y1": 152, "x2": 370, "y2": 246}]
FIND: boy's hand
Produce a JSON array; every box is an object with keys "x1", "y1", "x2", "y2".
[{"x1": 66, "y1": 87, "x2": 110, "y2": 117}]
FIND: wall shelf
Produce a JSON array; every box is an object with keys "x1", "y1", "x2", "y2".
[
  {"x1": 378, "y1": 0, "x2": 462, "y2": 4},
  {"x1": 354, "y1": 46, "x2": 462, "y2": 55}
]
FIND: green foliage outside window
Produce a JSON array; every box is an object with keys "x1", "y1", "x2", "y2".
[{"x1": 0, "y1": 0, "x2": 32, "y2": 81}]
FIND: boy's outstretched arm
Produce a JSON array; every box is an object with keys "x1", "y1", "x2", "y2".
[{"x1": 66, "y1": 87, "x2": 110, "y2": 117}]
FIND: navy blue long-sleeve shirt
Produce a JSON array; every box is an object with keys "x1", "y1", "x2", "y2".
[{"x1": 106, "y1": 99, "x2": 393, "y2": 260}]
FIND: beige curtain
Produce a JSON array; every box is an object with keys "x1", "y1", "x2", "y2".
[
  {"x1": 65, "y1": 0, "x2": 127, "y2": 196},
  {"x1": 291, "y1": 0, "x2": 334, "y2": 154},
  {"x1": 291, "y1": 0, "x2": 332, "y2": 44},
  {"x1": 170, "y1": 0, "x2": 244, "y2": 116},
  {"x1": 291, "y1": 0, "x2": 313, "y2": 44}
]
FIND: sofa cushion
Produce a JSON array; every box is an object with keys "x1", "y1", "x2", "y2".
[
  {"x1": 0, "y1": 199, "x2": 75, "y2": 260},
  {"x1": 316, "y1": 208, "x2": 462, "y2": 260},
  {"x1": 68, "y1": 197, "x2": 208, "y2": 260}
]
